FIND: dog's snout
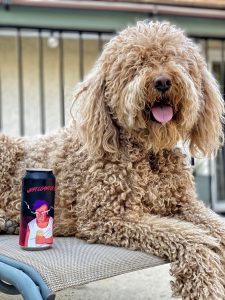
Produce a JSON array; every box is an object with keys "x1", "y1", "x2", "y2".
[{"x1": 154, "y1": 76, "x2": 172, "y2": 92}]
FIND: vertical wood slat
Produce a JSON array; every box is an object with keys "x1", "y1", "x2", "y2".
[
  {"x1": 59, "y1": 31, "x2": 65, "y2": 127},
  {"x1": 38, "y1": 29, "x2": 45, "y2": 134},
  {"x1": 79, "y1": 32, "x2": 84, "y2": 81},
  {"x1": 17, "y1": 28, "x2": 25, "y2": 136}
]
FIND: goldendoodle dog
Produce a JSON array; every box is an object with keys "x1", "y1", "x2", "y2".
[{"x1": 0, "y1": 21, "x2": 225, "y2": 299}]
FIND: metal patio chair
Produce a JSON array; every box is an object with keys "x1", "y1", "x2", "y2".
[{"x1": 0, "y1": 235, "x2": 167, "y2": 300}]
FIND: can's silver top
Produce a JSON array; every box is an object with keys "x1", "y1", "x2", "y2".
[{"x1": 26, "y1": 168, "x2": 53, "y2": 172}]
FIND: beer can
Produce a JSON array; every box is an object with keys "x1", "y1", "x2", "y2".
[{"x1": 19, "y1": 169, "x2": 55, "y2": 250}]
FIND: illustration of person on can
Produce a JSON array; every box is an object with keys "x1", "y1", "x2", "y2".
[{"x1": 24, "y1": 200, "x2": 53, "y2": 247}]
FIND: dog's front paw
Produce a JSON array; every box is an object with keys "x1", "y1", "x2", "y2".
[
  {"x1": 0, "y1": 209, "x2": 6, "y2": 232},
  {"x1": 5, "y1": 219, "x2": 19, "y2": 234},
  {"x1": 0, "y1": 210, "x2": 19, "y2": 234}
]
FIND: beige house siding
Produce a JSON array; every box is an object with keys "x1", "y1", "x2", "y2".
[
  {"x1": 0, "y1": 31, "x2": 108, "y2": 136},
  {"x1": 102, "y1": 0, "x2": 225, "y2": 8}
]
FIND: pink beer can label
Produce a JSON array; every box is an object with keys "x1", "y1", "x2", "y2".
[{"x1": 19, "y1": 169, "x2": 55, "y2": 250}]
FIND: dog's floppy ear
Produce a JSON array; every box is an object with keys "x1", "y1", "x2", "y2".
[
  {"x1": 71, "y1": 69, "x2": 118, "y2": 158},
  {"x1": 189, "y1": 65, "x2": 224, "y2": 157}
]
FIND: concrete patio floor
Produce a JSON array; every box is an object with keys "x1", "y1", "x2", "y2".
[{"x1": 0, "y1": 264, "x2": 180, "y2": 300}]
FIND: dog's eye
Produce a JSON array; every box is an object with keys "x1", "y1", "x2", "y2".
[{"x1": 139, "y1": 55, "x2": 145, "y2": 67}]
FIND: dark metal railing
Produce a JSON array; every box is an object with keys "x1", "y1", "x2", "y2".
[
  {"x1": 0, "y1": 25, "x2": 225, "y2": 136},
  {"x1": 0, "y1": 25, "x2": 115, "y2": 135},
  {"x1": 0, "y1": 25, "x2": 225, "y2": 209},
  {"x1": 191, "y1": 36, "x2": 225, "y2": 96}
]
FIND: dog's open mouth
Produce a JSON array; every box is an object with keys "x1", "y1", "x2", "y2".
[{"x1": 144, "y1": 98, "x2": 174, "y2": 125}]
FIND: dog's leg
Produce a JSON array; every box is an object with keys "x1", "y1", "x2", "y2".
[
  {"x1": 0, "y1": 134, "x2": 24, "y2": 234},
  {"x1": 78, "y1": 214, "x2": 225, "y2": 300},
  {"x1": 0, "y1": 209, "x2": 19, "y2": 234},
  {"x1": 177, "y1": 200, "x2": 225, "y2": 249}
]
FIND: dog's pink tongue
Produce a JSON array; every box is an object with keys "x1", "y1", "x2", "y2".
[{"x1": 151, "y1": 105, "x2": 173, "y2": 124}]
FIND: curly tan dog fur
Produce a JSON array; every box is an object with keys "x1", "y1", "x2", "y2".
[{"x1": 0, "y1": 21, "x2": 225, "y2": 299}]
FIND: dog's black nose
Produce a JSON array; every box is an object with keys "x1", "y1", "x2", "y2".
[{"x1": 154, "y1": 76, "x2": 171, "y2": 92}]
